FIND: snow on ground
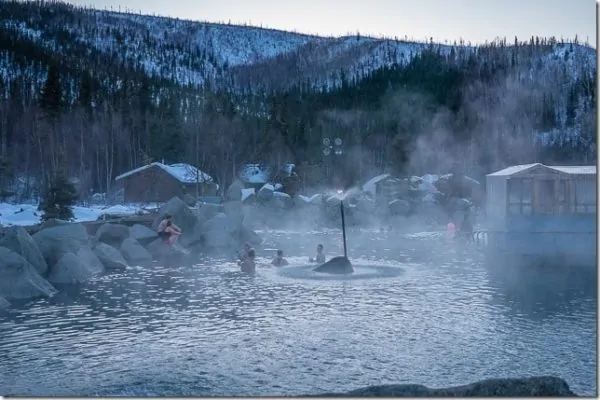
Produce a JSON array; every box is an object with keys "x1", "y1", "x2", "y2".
[{"x1": 0, "y1": 203, "x2": 151, "y2": 227}]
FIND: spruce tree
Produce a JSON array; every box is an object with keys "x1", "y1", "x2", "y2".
[{"x1": 39, "y1": 173, "x2": 78, "y2": 222}]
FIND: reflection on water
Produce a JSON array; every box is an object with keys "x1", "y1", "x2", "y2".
[{"x1": 0, "y1": 229, "x2": 596, "y2": 396}]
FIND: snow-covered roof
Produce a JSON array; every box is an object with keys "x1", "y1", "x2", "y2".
[
  {"x1": 487, "y1": 163, "x2": 540, "y2": 177},
  {"x1": 281, "y1": 163, "x2": 296, "y2": 175},
  {"x1": 114, "y1": 162, "x2": 214, "y2": 183},
  {"x1": 362, "y1": 173, "x2": 390, "y2": 195},
  {"x1": 239, "y1": 164, "x2": 270, "y2": 183},
  {"x1": 488, "y1": 163, "x2": 596, "y2": 177},
  {"x1": 550, "y1": 166, "x2": 596, "y2": 175}
]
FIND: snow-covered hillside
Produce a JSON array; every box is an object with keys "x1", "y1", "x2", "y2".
[{"x1": 0, "y1": 0, "x2": 595, "y2": 92}]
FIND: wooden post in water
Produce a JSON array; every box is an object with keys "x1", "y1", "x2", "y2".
[{"x1": 340, "y1": 200, "x2": 348, "y2": 258}]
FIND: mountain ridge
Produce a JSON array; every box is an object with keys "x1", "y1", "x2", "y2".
[{"x1": 1, "y1": 0, "x2": 595, "y2": 93}]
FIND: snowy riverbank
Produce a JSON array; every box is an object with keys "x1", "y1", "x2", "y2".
[{"x1": 0, "y1": 202, "x2": 152, "y2": 227}]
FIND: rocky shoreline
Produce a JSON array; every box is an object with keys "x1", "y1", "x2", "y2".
[
  {"x1": 0, "y1": 196, "x2": 262, "y2": 308},
  {"x1": 312, "y1": 376, "x2": 577, "y2": 397}
]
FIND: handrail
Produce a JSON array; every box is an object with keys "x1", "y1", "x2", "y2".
[{"x1": 474, "y1": 230, "x2": 595, "y2": 234}]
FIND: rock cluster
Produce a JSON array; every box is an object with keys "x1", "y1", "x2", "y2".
[
  {"x1": 0, "y1": 195, "x2": 261, "y2": 309},
  {"x1": 243, "y1": 172, "x2": 480, "y2": 230},
  {"x1": 313, "y1": 376, "x2": 576, "y2": 397}
]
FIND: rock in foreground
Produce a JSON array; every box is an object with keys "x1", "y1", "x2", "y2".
[
  {"x1": 0, "y1": 247, "x2": 57, "y2": 299},
  {"x1": 314, "y1": 376, "x2": 576, "y2": 397}
]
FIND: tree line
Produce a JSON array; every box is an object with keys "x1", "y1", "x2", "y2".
[{"x1": 0, "y1": 1, "x2": 596, "y2": 202}]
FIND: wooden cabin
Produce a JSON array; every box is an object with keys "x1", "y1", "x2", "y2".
[
  {"x1": 114, "y1": 162, "x2": 218, "y2": 203},
  {"x1": 485, "y1": 163, "x2": 596, "y2": 267}
]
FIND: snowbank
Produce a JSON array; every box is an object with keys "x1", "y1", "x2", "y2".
[{"x1": 0, "y1": 203, "x2": 149, "y2": 227}]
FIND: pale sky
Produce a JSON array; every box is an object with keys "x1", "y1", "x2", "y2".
[{"x1": 67, "y1": 0, "x2": 597, "y2": 47}]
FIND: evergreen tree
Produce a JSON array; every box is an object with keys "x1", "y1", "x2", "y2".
[
  {"x1": 565, "y1": 87, "x2": 578, "y2": 126},
  {"x1": 38, "y1": 173, "x2": 78, "y2": 221},
  {"x1": 39, "y1": 63, "x2": 63, "y2": 121}
]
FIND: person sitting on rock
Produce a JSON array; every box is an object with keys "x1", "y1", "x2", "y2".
[
  {"x1": 163, "y1": 221, "x2": 183, "y2": 246},
  {"x1": 157, "y1": 214, "x2": 182, "y2": 245},
  {"x1": 271, "y1": 249, "x2": 289, "y2": 267},
  {"x1": 309, "y1": 244, "x2": 326, "y2": 264},
  {"x1": 157, "y1": 214, "x2": 181, "y2": 239},
  {"x1": 240, "y1": 248, "x2": 256, "y2": 274}
]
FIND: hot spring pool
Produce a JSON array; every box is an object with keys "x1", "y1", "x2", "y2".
[{"x1": 0, "y1": 229, "x2": 596, "y2": 396}]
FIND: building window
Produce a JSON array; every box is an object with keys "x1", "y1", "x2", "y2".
[
  {"x1": 536, "y1": 180, "x2": 555, "y2": 215},
  {"x1": 557, "y1": 180, "x2": 569, "y2": 214},
  {"x1": 507, "y1": 178, "x2": 533, "y2": 215},
  {"x1": 521, "y1": 178, "x2": 533, "y2": 214},
  {"x1": 572, "y1": 180, "x2": 596, "y2": 214}
]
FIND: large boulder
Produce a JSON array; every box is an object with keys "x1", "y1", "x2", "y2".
[
  {"x1": 225, "y1": 179, "x2": 245, "y2": 202},
  {"x1": 152, "y1": 196, "x2": 197, "y2": 234},
  {"x1": 146, "y1": 239, "x2": 192, "y2": 261},
  {"x1": 183, "y1": 193, "x2": 196, "y2": 207},
  {"x1": 32, "y1": 223, "x2": 90, "y2": 267},
  {"x1": 94, "y1": 223, "x2": 130, "y2": 247},
  {"x1": 223, "y1": 200, "x2": 244, "y2": 225},
  {"x1": 0, "y1": 246, "x2": 57, "y2": 299},
  {"x1": 48, "y1": 252, "x2": 97, "y2": 284},
  {"x1": 271, "y1": 191, "x2": 292, "y2": 209},
  {"x1": 319, "y1": 376, "x2": 576, "y2": 397},
  {"x1": 129, "y1": 224, "x2": 158, "y2": 246},
  {"x1": 200, "y1": 212, "x2": 242, "y2": 250},
  {"x1": 193, "y1": 203, "x2": 222, "y2": 222},
  {"x1": 241, "y1": 188, "x2": 256, "y2": 204},
  {"x1": 240, "y1": 225, "x2": 262, "y2": 246},
  {"x1": 93, "y1": 242, "x2": 128, "y2": 270},
  {"x1": 0, "y1": 226, "x2": 48, "y2": 276},
  {"x1": 45, "y1": 243, "x2": 105, "y2": 284},
  {"x1": 38, "y1": 218, "x2": 70, "y2": 230},
  {"x1": 120, "y1": 238, "x2": 152, "y2": 264},
  {"x1": 146, "y1": 238, "x2": 174, "y2": 260},
  {"x1": 75, "y1": 245, "x2": 105, "y2": 275},
  {"x1": 0, "y1": 296, "x2": 9, "y2": 309},
  {"x1": 256, "y1": 183, "x2": 275, "y2": 203},
  {"x1": 179, "y1": 219, "x2": 206, "y2": 248},
  {"x1": 389, "y1": 199, "x2": 411, "y2": 216}
]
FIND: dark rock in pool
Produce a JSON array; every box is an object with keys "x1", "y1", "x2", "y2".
[
  {"x1": 311, "y1": 376, "x2": 576, "y2": 397},
  {"x1": 313, "y1": 256, "x2": 354, "y2": 275}
]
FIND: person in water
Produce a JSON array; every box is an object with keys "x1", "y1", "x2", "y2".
[
  {"x1": 309, "y1": 244, "x2": 326, "y2": 263},
  {"x1": 271, "y1": 249, "x2": 289, "y2": 267},
  {"x1": 238, "y1": 242, "x2": 251, "y2": 262},
  {"x1": 459, "y1": 212, "x2": 474, "y2": 243},
  {"x1": 240, "y1": 248, "x2": 256, "y2": 274},
  {"x1": 446, "y1": 220, "x2": 456, "y2": 240},
  {"x1": 157, "y1": 214, "x2": 182, "y2": 245}
]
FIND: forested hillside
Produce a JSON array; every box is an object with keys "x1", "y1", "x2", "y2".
[{"x1": 0, "y1": 0, "x2": 596, "y2": 199}]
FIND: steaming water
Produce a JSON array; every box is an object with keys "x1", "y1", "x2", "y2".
[{"x1": 0, "y1": 229, "x2": 596, "y2": 396}]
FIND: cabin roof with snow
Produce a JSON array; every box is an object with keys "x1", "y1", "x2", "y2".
[
  {"x1": 487, "y1": 163, "x2": 596, "y2": 178},
  {"x1": 362, "y1": 173, "x2": 391, "y2": 195},
  {"x1": 114, "y1": 162, "x2": 214, "y2": 183},
  {"x1": 239, "y1": 164, "x2": 270, "y2": 183},
  {"x1": 239, "y1": 163, "x2": 296, "y2": 184}
]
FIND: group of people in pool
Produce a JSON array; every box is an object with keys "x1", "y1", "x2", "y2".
[
  {"x1": 237, "y1": 242, "x2": 327, "y2": 274},
  {"x1": 156, "y1": 214, "x2": 328, "y2": 273}
]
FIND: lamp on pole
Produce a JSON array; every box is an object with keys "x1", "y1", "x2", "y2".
[{"x1": 322, "y1": 137, "x2": 343, "y2": 187}]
